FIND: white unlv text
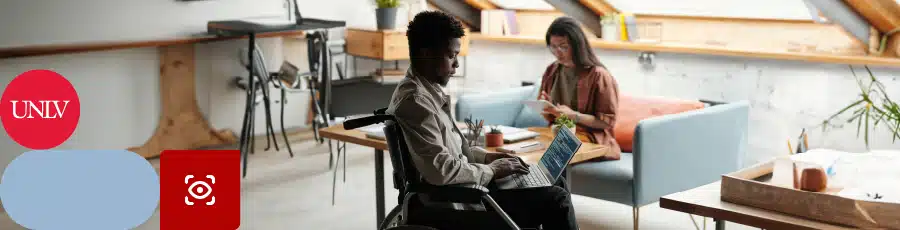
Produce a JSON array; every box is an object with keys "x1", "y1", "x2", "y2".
[{"x1": 9, "y1": 100, "x2": 71, "y2": 119}]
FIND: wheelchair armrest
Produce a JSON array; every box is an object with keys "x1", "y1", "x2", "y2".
[
  {"x1": 409, "y1": 184, "x2": 489, "y2": 204},
  {"x1": 343, "y1": 115, "x2": 394, "y2": 130}
]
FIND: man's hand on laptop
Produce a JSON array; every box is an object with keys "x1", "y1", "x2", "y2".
[
  {"x1": 488, "y1": 158, "x2": 529, "y2": 179},
  {"x1": 484, "y1": 152, "x2": 517, "y2": 163}
]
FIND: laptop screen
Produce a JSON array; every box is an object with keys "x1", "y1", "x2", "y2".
[{"x1": 539, "y1": 128, "x2": 581, "y2": 179}]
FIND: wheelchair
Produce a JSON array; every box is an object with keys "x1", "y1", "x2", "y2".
[{"x1": 343, "y1": 108, "x2": 539, "y2": 230}]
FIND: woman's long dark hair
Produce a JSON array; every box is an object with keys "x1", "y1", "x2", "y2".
[{"x1": 545, "y1": 17, "x2": 604, "y2": 71}]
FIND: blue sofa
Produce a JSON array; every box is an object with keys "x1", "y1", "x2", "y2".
[{"x1": 455, "y1": 86, "x2": 749, "y2": 229}]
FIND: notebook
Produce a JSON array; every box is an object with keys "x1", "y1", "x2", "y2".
[{"x1": 460, "y1": 125, "x2": 539, "y2": 143}]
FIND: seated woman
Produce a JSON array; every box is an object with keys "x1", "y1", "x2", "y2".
[{"x1": 539, "y1": 16, "x2": 622, "y2": 161}]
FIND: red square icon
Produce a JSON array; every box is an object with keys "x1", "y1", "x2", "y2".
[{"x1": 160, "y1": 150, "x2": 240, "y2": 230}]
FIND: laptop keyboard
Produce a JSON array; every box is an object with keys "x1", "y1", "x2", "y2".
[{"x1": 513, "y1": 166, "x2": 551, "y2": 187}]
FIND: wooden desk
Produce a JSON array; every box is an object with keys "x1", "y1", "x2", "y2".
[
  {"x1": 318, "y1": 124, "x2": 612, "y2": 228},
  {"x1": 659, "y1": 182, "x2": 857, "y2": 230}
]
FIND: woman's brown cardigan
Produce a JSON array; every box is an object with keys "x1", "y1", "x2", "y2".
[{"x1": 539, "y1": 62, "x2": 622, "y2": 160}]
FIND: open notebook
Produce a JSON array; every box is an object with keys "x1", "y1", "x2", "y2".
[{"x1": 460, "y1": 125, "x2": 539, "y2": 143}]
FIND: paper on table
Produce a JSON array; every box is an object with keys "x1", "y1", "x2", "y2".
[
  {"x1": 523, "y1": 100, "x2": 553, "y2": 113},
  {"x1": 835, "y1": 151, "x2": 900, "y2": 203},
  {"x1": 359, "y1": 123, "x2": 385, "y2": 134}
]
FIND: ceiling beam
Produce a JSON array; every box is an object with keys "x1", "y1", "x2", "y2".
[
  {"x1": 464, "y1": 0, "x2": 498, "y2": 10},
  {"x1": 426, "y1": 0, "x2": 482, "y2": 31},
  {"x1": 543, "y1": 0, "x2": 604, "y2": 38},
  {"x1": 806, "y1": 0, "x2": 873, "y2": 46},
  {"x1": 842, "y1": 0, "x2": 900, "y2": 33},
  {"x1": 579, "y1": 0, "x2": 619, "y2": 16}
]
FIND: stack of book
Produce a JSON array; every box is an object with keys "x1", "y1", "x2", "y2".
[
  {"x1": 600, "y1": 13, "x2": 662, "y2": 43},
  {"x1": 480, "y1": 10, "x2": 519, "y2": 36}
]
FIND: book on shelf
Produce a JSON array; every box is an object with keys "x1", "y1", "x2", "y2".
[{"x1": 480, "y1": 10, "x2": 519, "y2": 36}]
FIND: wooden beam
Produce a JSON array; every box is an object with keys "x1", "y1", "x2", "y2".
[
  {"x1": 807, "y1": 0, "x2": 873, "y2": 46},
  {"x1": 427, "y1": 0, "x2": 482, "y2": 30},
  {"x1": 469, "y1": 33, "x2": 900, "y2": 67},
  {"x1": 544, "y1": 0, "x2": 604, "y2": 38},
  {"x1": 843, "y1": 0, "x2": 900, "y2": 33},
  {"x1": 842, "y1": 0, "x2": 900, "y2": 56},
  {"x1": 0, "y1": 30, "x2": 305, "y2": 59},
  {"x1": 464, "y1": 0, "x2": 497, "y2": 10},
  {"x1": 579, "y1": 0, "x2": 619, "y2": 16}
]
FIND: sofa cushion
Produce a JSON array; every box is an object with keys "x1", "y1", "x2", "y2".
[
  {"x1": 569, "y1": 153, "x2": 634, "y2": 206},
  {"x1": 455, "y1": 86, "x2": 536, "y2": 126},
  {"x1": 513, "y1": 86, "x2": 549, "y2": 128},
  {"x1": 614, "y1": 96, "x2": 705, "y2": 153}
]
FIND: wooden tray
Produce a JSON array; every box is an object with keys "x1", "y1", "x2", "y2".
[{"x1": 720, "y1": 158, "x2": 900, "y2": 229}]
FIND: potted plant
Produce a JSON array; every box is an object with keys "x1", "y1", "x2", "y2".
[
  {"x1": 375, "y1": 0, "x2": 401, "y2": 30},
  {"x1": 485, "y1": 126, "x2": 504, "y2": 147},
  {"x1": 552, "y1": 115, "x2": 577, "y2": 136},
  {"x1": 820, "y1": 65, "x2": 899, "y2": 150}
]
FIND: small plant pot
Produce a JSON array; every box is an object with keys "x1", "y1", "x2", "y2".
[
  {"x1": 485, "y1": 133, "x2": 504, "y2": 147},
  {"x1": 552, "y1": 125, "x2": 576, "y2": 136},
  {"x1": 375, "y1": 7, "x2": 398, "y2": 30}
]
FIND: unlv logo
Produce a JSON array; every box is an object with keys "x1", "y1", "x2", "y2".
[
  {"x1": 10, "y1": 100, "x2": 72, "y2": 119},
  {"x1": 1, "y1": 70, "x2": 80, "y2": 149}
]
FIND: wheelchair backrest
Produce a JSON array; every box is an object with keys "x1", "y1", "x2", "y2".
[{"x1": 383, "y1": 120, "x2": 421, "y2": 196}]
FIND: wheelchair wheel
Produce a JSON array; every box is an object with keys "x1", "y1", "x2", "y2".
[{"x1": 378, "y1": 205, "x2": 404, "y2": 230}]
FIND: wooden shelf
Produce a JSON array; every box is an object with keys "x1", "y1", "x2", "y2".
[
  {"x1": 0, "y1": 30, "x2": 306, "y2": 59},
  {"x1": 469, "y1": 33, "x2": 900, "y2": 67}
]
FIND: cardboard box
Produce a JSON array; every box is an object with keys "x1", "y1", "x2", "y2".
[{"x1": 720, "y1": 158, "x2": 900, "y2": 229}]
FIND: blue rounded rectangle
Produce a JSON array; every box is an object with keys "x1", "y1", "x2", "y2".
[{"x1": 1, "y1": 150, "x2": 159, "y2": 230}]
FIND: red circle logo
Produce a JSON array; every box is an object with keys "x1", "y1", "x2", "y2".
[{"x1": 1, "y1": 70, "x2": 80, "y2": 149}]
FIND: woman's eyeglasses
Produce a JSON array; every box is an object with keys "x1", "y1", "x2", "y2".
[{"x1": 548, "y1": 44, "x2": 569, "y2": 53}]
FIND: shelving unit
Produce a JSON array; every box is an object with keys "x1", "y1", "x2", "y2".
[
  {"x1": 468, "y1": 32, "x2": 900, "y2": 67},
  {"x1": 0, "y1": 30, "x2": 306, "y2": 59}
]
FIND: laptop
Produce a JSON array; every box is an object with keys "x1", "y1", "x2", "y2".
[{"x1": 494, "y1": 127, "x2": 582, "y2": 190}]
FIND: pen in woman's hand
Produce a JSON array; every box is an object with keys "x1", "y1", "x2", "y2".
[{"x1": 539, "y1": 91, "x2": 551, "y2": 101}]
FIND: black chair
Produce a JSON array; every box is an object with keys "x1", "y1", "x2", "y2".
[{"x1": 343, "y1": 108, "x2": 533, "y2": 230}]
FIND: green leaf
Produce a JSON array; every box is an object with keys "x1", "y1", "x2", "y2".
[
  {"x1": 893, "y1": 120, "x2": 900, "y2": 142},
  {"x1": 827, "y1": 99, "x2": 864, "y2": 121},
  {"x1": 857, "y1": 109, "x2": 864, "y2": 137},
  {"x1": 865, "y1": 107, "x2": 871, "y2": 149},
  {"x1": 865, "y1": 65, "x2": 877, "y2": 83},
  {"x1": 848, "y1": 107, "x2": 866, "y2": 123},
  {"x1": 851, "y1": 66, "x2": 866, "y2": 92},
  {"x1": 874, "y1": 112, "x2": 885, "y2": 127}
]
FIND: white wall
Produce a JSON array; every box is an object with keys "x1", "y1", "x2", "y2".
[{"x1": 0, "y1": 0, "x2": 288, "y2": 48}]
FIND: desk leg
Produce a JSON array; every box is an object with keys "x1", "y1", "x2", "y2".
[
  {"x1": 375, "y1": 149, "x2": 385, "y2": 228},
  {"x1": 715, "y1": 219, "x2": 725, "y2": 230},
  {"x1": 128, "y1": 44, "x2": 237, "y2": 158}
]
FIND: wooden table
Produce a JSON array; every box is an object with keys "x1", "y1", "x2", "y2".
[
  {"x1": 659, "y1": 182, "x2": 857, "y2": 230},
  {"x1": 318, "y1": 124, "x2": 612, "y2": 228}
]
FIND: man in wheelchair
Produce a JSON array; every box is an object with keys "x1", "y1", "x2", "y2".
[{"x1": 384, "y1": 11, "x2": 578, "y2": 230}]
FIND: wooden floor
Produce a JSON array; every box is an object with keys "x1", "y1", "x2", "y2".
[{"x1": 1, "y1": 136, "x2": 758, "y2": 230}]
